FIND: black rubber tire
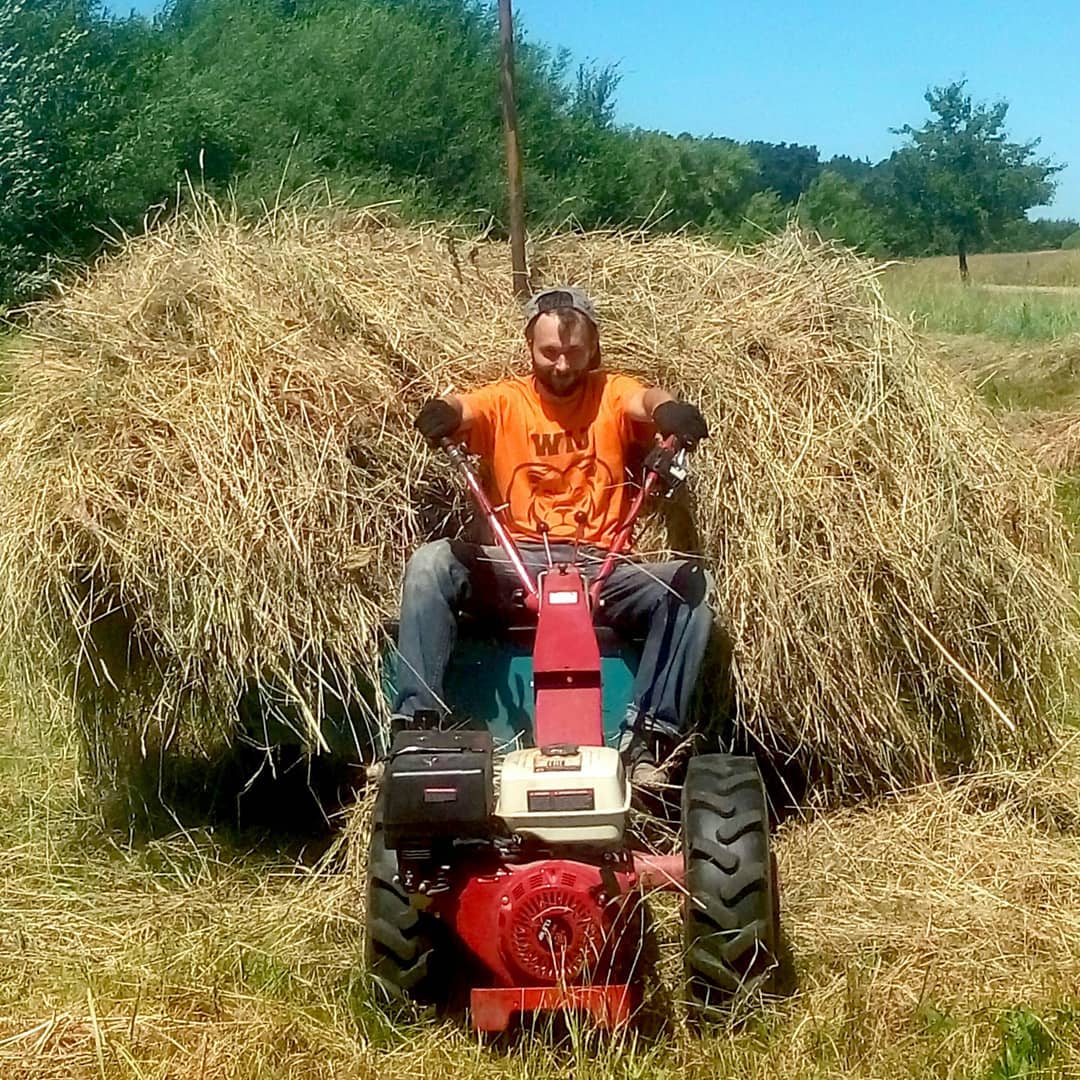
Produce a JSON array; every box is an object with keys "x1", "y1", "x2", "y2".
[
  {"x1": 682, "y1": 753, "x2": 779, "y2": 1017},
  {"x1": 364, "y1": 819, "x2": 448, "y2": 1008}
]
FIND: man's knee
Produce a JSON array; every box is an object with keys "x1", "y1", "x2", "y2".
[
  {"x1": 402, "y1": 539, "x2": 461, "y2": 597},
  {"x1": 669, "y1": 559, "x2": 709, "y2": 609}
]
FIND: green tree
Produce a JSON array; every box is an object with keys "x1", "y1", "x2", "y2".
[
  {"x1": 0, "y1": 0, "x2": 149, "y2": 300},
  {"x1": 744, "y1": 140, "x2": 821, "y2": 204},
  {"x1": 889, "y1": 81, "x2": 1061, "y2": 280},
  {"x1": 989, "y1": 216, "x2": 1079, "y2": 252},
  {"x1": 800, "y1": 170, "x2": 884, "y2": 255},
  {"x1": 0, "y1": 0, "x2": 798, "y2": 302},
  {"x1": 624, "y1": 133, "x2": 760, "y2": 232},
  {"x1": 728, "y1": 189, "x2": 788, "y2": 244}
]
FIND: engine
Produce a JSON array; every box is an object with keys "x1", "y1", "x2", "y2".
[
  {"x1": 450, "y1": 858, "x2": 643, "y2": 987},
  {"x1": 381, "y1": 729, "x2": 641, "y2": 987}
]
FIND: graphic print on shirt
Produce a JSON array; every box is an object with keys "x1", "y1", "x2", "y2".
[
  {"x1": 506, "y1": 453, "x2": 616, "y2": 536},
  {"x1": 530, "y1": 428, "x2": 590, "y2": 456}
]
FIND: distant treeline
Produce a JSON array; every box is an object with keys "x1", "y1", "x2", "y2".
[{"x1": 0, "y1": 0, "x2": 1074, "y2": 306}]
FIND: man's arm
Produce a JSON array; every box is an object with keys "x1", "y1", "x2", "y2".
[
  {"x1": 415, "y1": 393, "x2": 477, "y2": 442},
  {"x1": 624, "y1": 384, "x2": 709, "y2": 446},
  {"x1": 624, "y1": 386, "x2": 674, "y2": 423}
]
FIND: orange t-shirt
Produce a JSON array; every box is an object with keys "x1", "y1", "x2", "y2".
[{"x1": 459, "y1": 372, "x2": 652, "y2": 548}]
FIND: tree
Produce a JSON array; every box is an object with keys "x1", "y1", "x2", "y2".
[
  {"x1": 989, "y1": 217, "x2": 1079, "y2": 253},
  {"x1": 0, "y1": 0, "x2": 153, "y2": 303},
  {"x1": 890, "y1": 81, "x2": 1061, "y2": 280},
  {"x1": 744, "y1": 141, "x2": 821, "y2": 204},
  {"x1": 800, "y1": 170, "x2": 884, "y2": 256}
]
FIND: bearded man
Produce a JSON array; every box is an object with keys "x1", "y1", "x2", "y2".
[{"x1": 393, "y1": 287, "x2": 711, "y2": 783}]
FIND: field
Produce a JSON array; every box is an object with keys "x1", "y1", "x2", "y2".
[
  {"x1": 3, "y1": 246, "x2": 1080, "y2": 1077},
  {"x1": 883, "y1": 249, "x2": 1080, "y2": 342},
  {"x1": 883, "y1": 250, "x2": 1080, "y2": 530}
]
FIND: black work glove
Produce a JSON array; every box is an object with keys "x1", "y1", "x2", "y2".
[
  {"x1": 652, "y1": 400, "x2": 709, "y2": 446},
  {"x1": 414, "y1": 398, "x2": 460, "y2": 445}
]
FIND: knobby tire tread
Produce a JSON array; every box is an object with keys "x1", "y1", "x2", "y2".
[
  {"x1": 365, "y1": 821, "x2": 446, "y2": 1007},
  {"x1": 682, "y1": 753, "x2": 779, "y2": 1018}
]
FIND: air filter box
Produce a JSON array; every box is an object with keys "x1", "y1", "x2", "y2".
[
  {"x1": 383, "y1": 729, "x2": 494, "y2": 849},
  {"x1": 495, "y1": 745, "x2": 629, "y2": 847}
]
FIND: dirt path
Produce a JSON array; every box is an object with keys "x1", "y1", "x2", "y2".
[{"x1": 979, "y1": 283, "x2": 1080, "y2": 296}]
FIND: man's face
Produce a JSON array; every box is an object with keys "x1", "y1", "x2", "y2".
[{"x1": 529, "y1": 312, "x2": 595, "y2": 397}]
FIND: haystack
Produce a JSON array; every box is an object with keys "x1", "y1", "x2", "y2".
[
  {"x1": 1016, "y1": 411, "x2": 1080, "y2": 474},
  {"x1": 0, "y1": 198, "x2": 1074, "y2": 802}
]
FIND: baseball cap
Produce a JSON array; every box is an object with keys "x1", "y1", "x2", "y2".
[{"x1": 523, "y1": 286, "x2": 598, "y2": 332}]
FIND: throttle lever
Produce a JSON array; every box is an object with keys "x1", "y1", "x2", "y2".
[{"x1": 643, "y1": 442, "x2": 690, "y2": 497}]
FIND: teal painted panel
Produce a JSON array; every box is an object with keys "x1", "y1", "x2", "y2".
[{"x1": 383, "y1": 631, "x2": 640, "y2": 751}]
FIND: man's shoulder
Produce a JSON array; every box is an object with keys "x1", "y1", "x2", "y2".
[
  {"x1": 596, "y1": 369, "x2": 642, "y2": 387},
  {"x1": 464, "y1": 374, "x2": 534, "y2": 399},
  {"x1": 595, "y1": 370, "x2": 645, "y2": 402}
]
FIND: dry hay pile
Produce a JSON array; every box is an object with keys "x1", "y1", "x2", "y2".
[
  {"x1": 0, "y1": 199, "x2": 1074, "y2": 802},
  {"x1": 781, "y1": 738, "x2": 1080, "y2": 996},
  {"x1": 1015, "y1": 411, "x2": 1080, "y2": 473}
]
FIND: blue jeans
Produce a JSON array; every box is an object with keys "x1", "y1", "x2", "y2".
[{"x1": 392, "y1": 540, "x2": 712, "y2": 741}]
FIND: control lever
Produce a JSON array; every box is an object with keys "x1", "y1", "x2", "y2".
[{"x1": 642, "y1": 443, "x2": 690, "y2": 497}]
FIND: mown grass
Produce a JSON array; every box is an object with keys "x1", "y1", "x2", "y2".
[{"x1": 2, "y1": 695, "x2": 1080, "y2": 1079}]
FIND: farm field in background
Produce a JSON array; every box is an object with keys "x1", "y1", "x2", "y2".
[
  {"x1": 2, "y1": 237, "x2": 1080, "y2": 1077},
  {"x1": 883, "y1": 249, "x2": 1080, "y2": 342},
  {"x1": 896, "y1": 248, "x2": 1080, "y2": 289},
  {"x1": 886, "y1": 249, "x2": 1080, "y2": 525}
]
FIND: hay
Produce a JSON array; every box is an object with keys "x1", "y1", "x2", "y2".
[
  {"x1": 8, "y1": 701, "x2": 1080, "y2": 1079},
  {"x1": 781, "y1": 737, "x2": 1080, "y2": 1003},
  {"x1": 1015, "y1": 411, "x2": 1080, "y2": 474},
  {"x1": 0, "y1": 198, "x2": 1075, "y2": 801}
]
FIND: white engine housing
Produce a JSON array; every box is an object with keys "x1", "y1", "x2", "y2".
[{"x1": 495, "y1": 745, "x2": 630, "y2": 847}]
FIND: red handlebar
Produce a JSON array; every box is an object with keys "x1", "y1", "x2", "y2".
[{"x1": 439, "y1": 435, "x2": 683, "y2": 613}]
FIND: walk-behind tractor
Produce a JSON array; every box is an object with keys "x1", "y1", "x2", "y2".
[{"x1": 366, "y1": 437, "x2": 779, "y2": 1032}]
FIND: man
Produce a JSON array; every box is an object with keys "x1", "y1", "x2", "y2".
[{"x1": 394, "y1": 286, "x2": 711, "y2": 782}]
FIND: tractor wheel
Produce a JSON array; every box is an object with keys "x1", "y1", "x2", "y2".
[
  {"x1": 364, "y1": 819, "x2": 448, "y2": 1008},
  {"x1": 681, "y1": 753, "x2": 779, "y2": 1018}
]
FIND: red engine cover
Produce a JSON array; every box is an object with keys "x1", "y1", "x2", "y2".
[{"x1": 443, "y1": 858, "x2": 642, "y2": 988}]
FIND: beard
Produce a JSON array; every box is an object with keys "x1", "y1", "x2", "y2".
[{"x1": 533, "y1": 364, "x2": 586, "y2": 397}]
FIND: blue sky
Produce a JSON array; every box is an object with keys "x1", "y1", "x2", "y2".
[{"x1": 118, "y1": 0, "x2": 1079, "y2": 220}]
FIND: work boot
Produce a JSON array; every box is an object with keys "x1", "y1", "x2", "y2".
[{"x1": 618, "y1": 728, "x2": 666, "y2": 787}]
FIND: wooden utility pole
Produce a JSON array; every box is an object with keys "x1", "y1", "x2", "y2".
[{"x1": 497, "y1": 0, "x2": 530, "y2": 297}]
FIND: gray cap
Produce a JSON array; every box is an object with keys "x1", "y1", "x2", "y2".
[{"x1": 523, "y1": 286, "x2": 598, "y2": 331}]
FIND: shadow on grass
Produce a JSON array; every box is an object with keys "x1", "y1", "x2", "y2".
[{"x1": 96, "y1": 740, "x2": 365, "y2": 859}]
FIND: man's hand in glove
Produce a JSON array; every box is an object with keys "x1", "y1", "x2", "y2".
[
  {"x1": 652, "y1": 400, "x2": 709, "y2": 447},
  {"x1": 414, "y1": 398, "x2": 461, "y2": 445}
]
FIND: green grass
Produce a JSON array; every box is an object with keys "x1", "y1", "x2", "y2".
[
  {"x1": 1055, "y1": 475, "x2": 1080, "y2": 535},
  {"x1": 984, "y1": 1006, "x2": 1073, "y2": 1080},
  {"x1": 901, "y1": 249, "x2": 1080, "y2": 288},
  {"x1": 882, "y1": 269, "x2": 1080, "y2": 342},
  {"x1": 0, "y1": 333, "x2": 14, "y2": 399}
]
